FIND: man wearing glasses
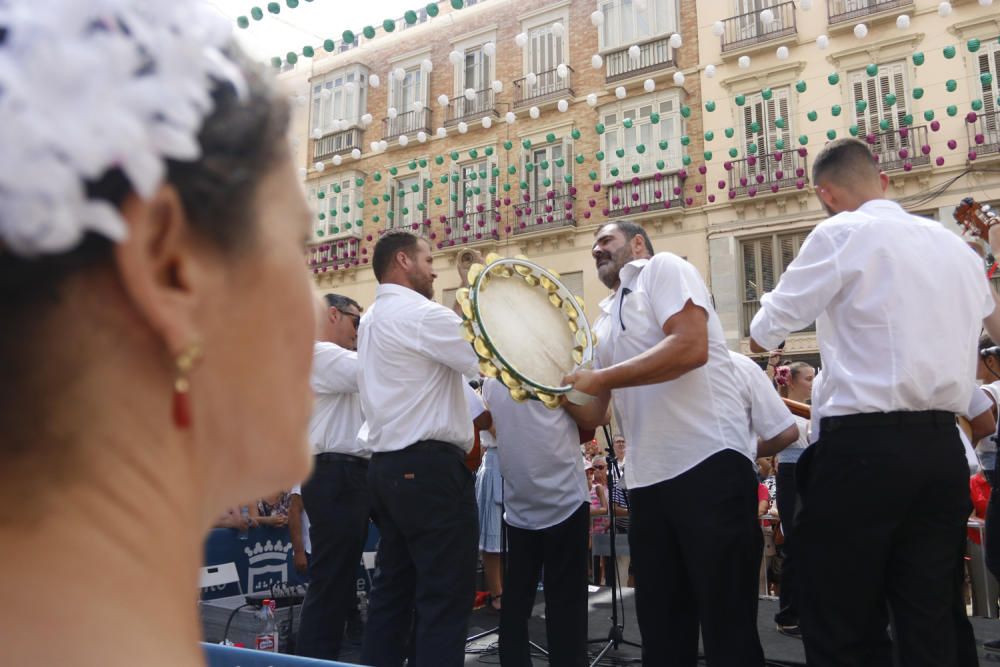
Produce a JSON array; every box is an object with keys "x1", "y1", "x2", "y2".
[{"x1": 296, "y1": 293, "x2": 371, "y2": 661}]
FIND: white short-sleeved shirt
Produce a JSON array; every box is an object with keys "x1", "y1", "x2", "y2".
[
  {"x1": 751, "y1": 199, "x2": 994, "y2": 422},
  {"x1": 359, "y1": 284, "x2": 481, "y2": 453},
  {"x1": 978, "y1": 381, "x2": 1000, "y2": 454},
  {"x1": 594, "y1": 253, "x2": 751, "y2": 489},
  {"x1": 482, "y1": 378, "x2": 588, "y2": 530},
  {"x1": 729, "y1": 351, "x2": 796, "y2": 459},
  {"x1": 309, "y1": 342, "x2": 368, "y2": 458}
]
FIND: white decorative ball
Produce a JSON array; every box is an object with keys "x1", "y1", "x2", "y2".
[
  {"x1": 529, "y1": 106, "x2": 540, "y2": 119},
  {"x1": 298, "y1": 167, "x2": 307, "y2": 179},
  {"x1": 643, "y1": 78, "x2": 655, "y2": 92},
  {"x1": 673, "y1": 71, "x2": 685, "y2": 85},
  {"x1": 420, "y1": 59, "x2": 433, "y2": 73},
  {"x1": 314, "y1": 161, "x2": 325, "y2": 172},
  {"x1": 398, "y1": 134, "x2": 409, "y2": 147},
  {"x1": 800, "y1": 0, "x2": 812, "y2": 8},
  {"x1": 350, "y1": 148, "x2": 361, "y2": 160},
  {"x1": 712, "y1": 21, "x2": 725, "y2": 37},
  {"x1": 591, "y1": 54, "x2": 604, "y2": 69},
  {"x1": 505, "y1": 111, "x2": 516, "y2": 124},
  {"x1": 557, "y1": 63, "x2": 569, "y2": 79},
  {"x1": 387, "y1": 107, "x2": 398, "y2": 120},
  {"x1": 361, "y1": 113, "x2": 373, "y2": 126},
  {"x1": 437, "y1": 94, "x2": 450, "y2": 107},
  {"x1": 412, "y1": 101, "x2": 424, "y2": 113},
  {"x1": 332, "y1": 154, "x2": 343, "y2": 166},
  {"x1": 853, "y1": 23, "x2": 868, "y2": 39},
  {"x1": 895, "y1": 14, "x2": 910, "y2": 29},
  {"x1": 378, "y1": 140, "x2": 387, "y2": 152},
  {"x1": 515, "y1": 32, "x2": 528, "y2": 48},
  {"x1": 370, "y1": 141, "x2": 380, "y2": 152},
  {"x1": 590, "y1": 10, "x2": 605, "y2": 26},
  {"x1": 776, "y1": 45, "x2": 789, "y2": 60},
  {"x1": 369, "y1": 74, "x2": 380, "y2": 88},
  {"x1": 436, "y1": 127, "x2": 447, "y2": 139},
  {"x1": 938, "y1": 1, "x2": 952, "y2": 16},
  {"x1": 760, "y1": 8, "x2": 775, "y2": 25},
  {"x1": 344, "y1": 81, "x2": 356, "y2": 94},
  {"x1": 738, "y1": 55, "x2": 751, "y2": 69},
  {"x1": 615, "y1": 86, "x2": 627, "y2": 99},
  {"x1": 816, "y1": 34, "x2": 829, "y2": 49},
  {"x1": 295, "y1": 95, "x2": 307, "y2": 107},
  {"x1": 417, "y1": 131, "x2": 428, "y2": 143},
  {"x1": 526, "y1": 72, "x2": 537, "y2": 86},
  {"x1": 669, "y1": 33, "x2": 683, "y2": 49},
  {"x1": 482, "y1": 116, "x2": 493, "y2": 129},
  {"x1": 449, "y1": 50, "x2": 463, "y2": 66},
  {"x1": 705, "y1": 64, "x2": 716, "y2": 78},
  {"x1": 628, "y1": 44, "x2": 641, "y2": 61},
  {"x1": 551, "y1": 22, "x2": 565, "y2": 38},
  {"x1": 586, "y1": 93, "x2": 598, "y2": 107},
  {"x1": 491, "y1": 80, "x2": 503, "y2": 94},
  {"x1": 393, "y1": 67, "x2": 406, "y2": 81},
  {"x1": 464, "y1": 88, "x2": 476, "y2": 101},
  {"x1": 457, "y1": 122, "x2": 468, "y2": 134},
  {"x1": 312, "y1": 127, "x2": 323, "y2": 139},
  {"x1": 483, "y1": 42, "x2": 496, "y2": 57},
  {"x1": 330, "y1": 119, "x2": 342, "y2": 132},
  {"x1": 557, "y1": 99, "x2": 569, "y2": 112},
  {"x1": 320, "y1": 88, "x2": 332, "y2": 99}
]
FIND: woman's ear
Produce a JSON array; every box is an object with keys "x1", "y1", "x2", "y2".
[{"x1": 112, "y1": 184, "x2": 213, "y2": 358}]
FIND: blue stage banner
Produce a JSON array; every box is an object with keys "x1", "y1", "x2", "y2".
[{"x1": 202, "y1": 526, "x2": 310, "y2": 600}]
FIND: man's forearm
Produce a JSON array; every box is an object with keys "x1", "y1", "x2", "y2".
[{"x1": 599, "y1": 333, "x2": 707, "y2": 390}]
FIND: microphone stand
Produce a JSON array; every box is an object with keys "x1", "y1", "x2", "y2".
[{"x1": 587, "y1": 425, "x2": 641, "y2": 665}]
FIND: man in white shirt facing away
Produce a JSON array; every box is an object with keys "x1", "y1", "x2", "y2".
[
  {"x1": 296, "y1": 293, "x2": 370, "y2": 661},
  {"x1": 749, "y1": 137, "x2": 994, "y2": 666},
  {"x1": 358, "y1": 230, "x2": 481, "y2": 667},
  {"x1": 564, "y1": 221, "x2": 769, "y2": 666},
  {"x1": 728, "y1": 351, "x2": 798, "y2": 461},
  {"x1": 481, "y1": 378, "x2": 591, "y2": 667}
]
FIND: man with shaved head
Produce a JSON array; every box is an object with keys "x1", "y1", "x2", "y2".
[{"x1": 749, "y1": 138, "x2": 992, "y2": 665}]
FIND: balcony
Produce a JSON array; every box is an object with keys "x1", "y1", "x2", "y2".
[
  {"x1": 968, "y1": 109, "x2": 1000, "y2": 160},
  {"x1": 607, "y1": 173, "x2": 684, "y2": 216},
  {"x1": 445, "y1": 89, "x2": 499, "y2": 126},
  {"x1": 441, "y1": 209, "x2": 501, "y2": 247},
  {"x1": 721, "y1": 2, "x2": 797, "y2": 54},
  {"x1": 727, "y1": 150, "x2": 808, "y2": 197},
  {"x1": 828, "y1": 0, "x2": 913, "y2": 25},
  {"x1": 313, "y1": 127, "x2": 362, "y2": 162},
  {"x1": 513, "y1": 67, "x2": 574, "y2": 109},
  {"x1": 383, "y1": 108, "x2": 431, "y2": 141},
  {"x1": 307, "y1": 237, "x2": 361, "y2": 274},
  {"x1": 512, "y1": 192, "x2": 576, "y2": 234},
  {"x1": 604, "y1": 36, "x2": 676, "y2": 84},
  {"x1": 863, "y1": 124, "x2": 930, "y2": 172}
]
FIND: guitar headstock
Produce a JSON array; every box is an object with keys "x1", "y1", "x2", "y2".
[{"x1": 954, "y1": 197, "x2": 997, "y2": 241}]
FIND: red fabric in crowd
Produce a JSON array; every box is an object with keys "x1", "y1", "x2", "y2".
[{"x1": 970, "y1": 473, "x2": 991, "y2": 544}]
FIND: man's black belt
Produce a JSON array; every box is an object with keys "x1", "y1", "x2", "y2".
[
  {"x1": 314, "y1": 452, "x2": 368, "y2": 466},
  {"x1": 372, "y1": 439, "x2": 466, "y2": 461},
  {"x1": 820, "y1": 410, "x2": 955, "y2": 433}
]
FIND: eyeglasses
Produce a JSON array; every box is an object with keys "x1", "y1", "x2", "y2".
[{"x1": 337, "y1": 309, "x2": 361, "y2": 331}]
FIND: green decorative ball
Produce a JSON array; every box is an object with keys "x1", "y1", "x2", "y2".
[
  {"x1": 775, "y1": 139, "x2": 785, "y2": 150},
  {"x1": 705, "y1": 101, "x2": 716, "y2": 112},
  {"x1": 682, "y1": 155, "x2": 692, "y2": 166},
  {"x1": 924, "y1": 110, "x2": 935, "y2": 121},
  {"x1": 879, "y1": 119, "x2": 890, "y2": 131},
  {"x1": 775, "y1": 118, "x2": 785, "y2": 129},
  {"x1": 451, "y1": 172, "x2": 461, "y2": 182},
  {"x1": 704, "y1": 151, "x2": 713, "y2": 161},
  {"x1": 636, "y1": 144, "x2": 646, "y2": 154},
  {"x1": 902, "y1": 114, "x2": 912, "y2": 126},
  {"x1": 947, "y1": 105, "x2": 958, "y2": 116},
  {"x1": 705, "y1": 130, "x2": 715, "y2": 141},
  {"x1": 419, "y1": 158, "x2": 428, "y2": 167},
  {"x1": 622, "y1": 118, "x2": 633, "y2": 129},
  {"x1": 554, "y1": 158, "x2": 565, "y2": 168},
  {"x1": 656, "y1": 160, "x2": 665, "y2": 170},
  {"x1": 540, "y1": 160, "x2": 549, "y2": 170},
  {"x1": 969, "y1": 38, "x2": 981, "y2": 53},
  {"x1": 323, "y1": 39, "x2": 335, "y2": 52},
  {"x1": 267, "y1": 2, "x2": 280, "y2": 14},
  {"x1": 383, "y1": 19, "x2": 396, "y2": 32},
  {"x1": 485, "y1": 147, "x2": 494, "y2": 156},
  {"x1": 795, "y1": 80, "x2": 807, "y2": 93},
  {"x1": 946, "y1": 79, "x2": 957, "y2": 92},
  {"x1": 507, "y1": 165, "x2": 517, "y2": 174},
  {"x1": 451, "y1": 0, "x2": 464, "y2": 8},
  {"x1": 302, "y1": 45, "x2": 314, "y2": 57},
  {"x1": 546, "y1": 132, "x2": 557, "y2": 143},
  {"x1": 404, "y1": 10, "x2": 418, "y2": 24},
  {"x1": 982, "y1": 73, "x2": 994, "y2": 87},
  {"x1": 725, "y1": 127, "x2": 735, "y2": 138},
  {"x1": 912, "y1": 52, "x2": 925, "y2": 66},
  {"x1": 450, "y1": 151, "x2": 460, "y2": 160},
  {"x1": 502, "y1": 183, "x2": 511, "y2": 192},
  {"x1": 522, "y1": 139, "x2": 532, "y2": 149},
  {"x1": 251, "y1": 7, "x2": 264, "y2": 20},
  {"x1": 826, "y1": 129, "x2": 837, "y2": 140},
  {"x1": 912, "y1": 87, "x2": 924, "y2": 100},
  {"x1": 658, "y1": 140, "x2": 668, "y2": 150},
  {"x1": 828, "y1": 73, "x2": 840, "y2": 85},
  {"x1": 572, "y1": 129, "x2": 582, "y2": 140},
  {"x1": 680, "y1": 135, "x2": 690, "y2": 146},
  {"x1": 520, "y1": 181, "x2": 529, "y2": 190},
  {"x1": 426, "y1": 3, "x2": 439, "y2": 17},
  {"x1": 681, "y1": 105, "x2": 691, "y2": 118},
  {"x1": 589, "y1": 171, "x2": 599, "y2": 181},
  {"x1": 650, "y1": 112, "x2": 660, "y2": 124},
  {"x1": 503, "y1": 140, "x2": 513, "y2": 150},
  {"x1": 631, "y1": 164, "x2": 641, "y2": 174},
  {"x1": 237, "y1": 16, "x2": 250, "y2": 29},
  {"x1": 615, "y1": 148, "x2": 625, "y2": 158},
  {"x1": 286, "y1": 0, "x2": 299, "y2": 8},
  {"x1": 748, "y1": 143, "x2": 758, "y2": 155},
  {"x1": 596, "y1": 151, "x2": 605, "y2": 161},
  {"x1": 750, "y1": 121, "x2": 761, "y2": 133},
  {"x1": 943, "y1": 45, "x2": 956, "y2": 59},
  {"x1": 363, "y1": 25, "x2": 376, "y2": 39},
  {"x1": 856, "y1": 100, "x2": 867, "y2": 113},
  {"x1": 525, "y1": 163, "x2": 534, "y2": 172},
  {"x1": 270, "y1": 57, "x2": 282, "y2": 68},
  {"x1": 884, "y1": 93, "x2": 896, "y2": 106},
  {"x1": 831, "y1": 104, "x2": 842, "y2": 116},
  {"x1": 866, "y1": 63, "x2": 878, "y2": 77},
  {"x1": 849, "y1": 125, "x2": 858, "y2": 136},
  {"x1": 807, "y1": 110, "x2": 818, "y2": 122},
  {"x1": 576, "y1": 154, "x2": 585, "y2": 164},
  {"x1": 736, "y1": 94, "x2": 746, "y2": 106},
  {"x1": 468, "y1": 149, "x2": 478, "y2": 159},
  {"x1": 388, "y1": 166, "x2": 398, "y2": 176},
  {"x1": 286, "y1": 51, "x2": 298, "y2": 64},
  {"x1": 595, "y1": 124, "x2": 605, "y2": 135},
  {"x1": 610, "y1": 167, "x2": 620, "y2": 177},
  {"x1": 761, "y1": 88, "x2": 773, "y2": 101},
  {"x1": 373, "y1": 172, "x2": 382, "y2": 181},
  {"x1": 729, "y1": 147, "x2": 738, "y2": 158},
  {"x1": 355, "y1": 177, "x2": 364, "y2": 187},
  {"x1": 798, "y1": 135, "x2": 808, "y2": 146},
  {"x1": 972, "y1": 99, "x2": 984, "y2": 111}
]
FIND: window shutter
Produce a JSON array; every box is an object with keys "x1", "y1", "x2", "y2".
[
  {"x1": 760, "y1": 236, "x2": 775, "y2": 292},
  {"x1": 850, "y1": 71, "x2": 867, "y2": 137}
]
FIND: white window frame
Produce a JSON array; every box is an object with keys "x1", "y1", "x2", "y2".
[
  {"x1": 307, "y1": 173, "x2": 364, "y2": 241},
  {"x1": 451, "y1": 157, "x2": 499, "y2": 216},
  {"x1": 740, "y1": 85, "x2": 793, "y2": 177},
  {"x1": 521, "y1": 8, "x2": 569, "y2": 77},
  {"x1": 388, "y1": 51, "x2": 432, "y2": 117},
  {"x1": 389, "y1": 171, "x2": 429, "y2": 230},
  {"x1": 597, "y1": 0, "x2": 678, "y2": 52},
  {"x1": 599, "y1": 90, "x2": 683, "y2": 183},
  {"x1": 522, "y1": 138, "x2": 573, "y2": 203},
  {"x1": 976, "y1": 39, "x2": 1000, "y2": 144},
  {"x1": 739, "y1": 228, "x2": 814, "y2": 337},
  {"x1": 309, "y1": 65, "x2": 368, "y2": 136}
]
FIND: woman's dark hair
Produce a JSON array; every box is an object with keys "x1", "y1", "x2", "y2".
[{"x1": 0, "y1": 45, "x2": 290, "y2": 467}]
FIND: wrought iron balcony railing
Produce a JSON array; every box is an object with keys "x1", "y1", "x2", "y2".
[
  {"x1": 513, "y1": 67, "x2": 574, "y2": 109},
  {"x1": 382, "y1": 108, "x2": 431, "y2": 140},
  {"x1": 512, "y1": 193, "x2": 576, "y2": 233},
  {"x1": 828, "y1": 0, "x2": 913, "y2": 25},
  {"x1": 312, "y1": 127, "x2": 362, "y2": 162},
  {"x1": 445, "y1": 89, "x2": 498, "y2": 126},
  {"x1": 721, "y1": 1, "x2": 797, "y2": 53},
  {"x1": 864, "y1": 124, "x2": 931, "y2": 172},
  {"x1": 441, "y1": 209, "x2": 501, "y2": 246},
  {"x1": 727, "y1": 150, "x2": 808, "y2": 197},
  {"x1": 606, "y1": 173, "x2": 684, "y2": 216},
  {"x1": 307, "y1": 237, "x2": 361, "y2": 274},
  {"x1": 605, "y1": 35, "x2": 676, "y2": 83},
  {"x1": 968, "y1": 109, "x2": 1000, "y2": 159}
]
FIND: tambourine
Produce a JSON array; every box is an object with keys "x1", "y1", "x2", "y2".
[{"x1": 456, "y1": 253, "x2": 595, "y2": 408}]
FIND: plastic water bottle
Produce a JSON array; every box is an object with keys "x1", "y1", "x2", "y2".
[
  {"x1": 239, "y1": 506, "x2": 250, "y2": 541},
  {"x1": 254, "y1": 599, "x2": 278, "y2": 652}
]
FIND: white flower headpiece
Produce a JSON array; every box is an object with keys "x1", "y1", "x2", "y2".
[{"x1": 0, "y1": 0, "x2": 245, "y2": 257}]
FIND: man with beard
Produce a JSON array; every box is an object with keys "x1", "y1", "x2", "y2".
[
  {"x1": 749, "y1": 138, "x2": 993, "y2": 666},
  {"x1": 564, "y1": 221, "x2": 765, "y2": 665},
  {"x1": 358, "y1": 230, "x2": 481, "y2": 667}
]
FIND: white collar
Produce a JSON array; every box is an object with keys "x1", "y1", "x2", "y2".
[
  {"x1": 375, "y1": 283, "x2": 427, "y2": 301},
  {"x1": 598, "y1": 258, "x2": 651, "y2": 314}
]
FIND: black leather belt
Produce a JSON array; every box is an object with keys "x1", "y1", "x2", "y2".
[
  {"x1": 315, "y1": 452, "x2": 368, "y2": 466},
  {"x1": 372, "y1": 439, "x2": 467, "y2": 461},
  {"x1": 820, "y1": 410, "x2": 955, "y2": 433}
]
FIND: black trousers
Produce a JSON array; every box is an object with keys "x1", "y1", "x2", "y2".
[
  {"x1": 774, "y1": 461, "x2": 799, "y2": 626},
  {"x1": 499, "y1": 502, "x2": 590, "y2": 667},
  {"x1": 796, "y1": 414, "x2": 974, "y2": 667},
  {"x1": 987, "y1": 471, "x2": 1000, "y2": 579},
  {"x1": 628, "y1": 449, "x2": 764, "y2": 666},
  {"x1": 360, "y1": 441, "x2": 478, "y2": 667},
  {"x1": 296, "y1": 456, "x2": 370, "y2": 660}
]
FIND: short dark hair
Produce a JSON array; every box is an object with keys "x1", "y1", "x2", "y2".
[
  {"x1": 980, "y1": 334, "x2": 997, "y2": 353},
  {"x1": 601, "y1": 220, "x2": 654, "y2": 255},
  {"x1": 372, "y1": 230, "x2": 422, "y2": 282},
  {"x1": 811, "y1": 137, "x2": 879, "y2": 186},
  {"x1": 323, "y1": 293, "x2": 361, "y2": 313}
]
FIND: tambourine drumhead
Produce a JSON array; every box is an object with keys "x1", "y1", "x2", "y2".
[{"x1": 458, "y1": 255, "x2": 594, "y2": 406}]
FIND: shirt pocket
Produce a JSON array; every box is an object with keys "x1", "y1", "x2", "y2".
[{"x1": 619, "y1": 291, "x2": 658, "y2": 340}]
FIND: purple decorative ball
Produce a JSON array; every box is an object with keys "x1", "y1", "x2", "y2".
[
  {"x1": 921, "y1": 144, "x2": 931, "y2": 155},
  {"x1": 930, "y1": 120, "x2": 941, "y2": 132},
  {"x1": 947, "y1": 139, "x2": 958, "y2": 150}
]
